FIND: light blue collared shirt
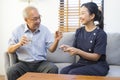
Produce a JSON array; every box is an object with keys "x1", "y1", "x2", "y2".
[{"x1": 8, "y1": 24, "x2": 54, "y2": 62}]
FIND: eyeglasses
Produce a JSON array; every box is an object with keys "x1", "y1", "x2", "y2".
[{"x1": 28, "y1": 15, "x2": 41, "y2": 22}]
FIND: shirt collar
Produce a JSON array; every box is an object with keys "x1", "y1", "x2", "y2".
[
  {"x1": 24, "y1": 24, "x2": 40, "y2": 33},
  {"x1": 24, "y1": 24, "x2": 30, "y2": 33}
]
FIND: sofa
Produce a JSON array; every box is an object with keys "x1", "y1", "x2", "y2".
[{"x1": 4, "y1": 32, "x2": 120, "y2": 78}]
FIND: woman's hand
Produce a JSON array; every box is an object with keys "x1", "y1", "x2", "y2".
[
  {"x1": 60, "y1": 44, "x2": 70, "y2": 52},
  {"x1": 65, "y1": 47, "x2": 79, "y2": 55},
  {"x1": 60, "y1": 44, "x2": 79, "y2": 55}
]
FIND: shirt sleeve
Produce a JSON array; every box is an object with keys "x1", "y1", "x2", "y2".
[
  {"x1": 8, "y1": 30, "x2": 18, "y2": 47},
  {"x1": 45, "y1": 29, "x2": 54, "y2": 49},
  {"x1": 73, "y1": 28, "x2": 80, "y2": 47},
  {"x1": 94, "y1": 31, "x2": 107, "y2": 55}
]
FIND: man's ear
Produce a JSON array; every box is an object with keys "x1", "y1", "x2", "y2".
[{"x1": 24, "y1": 18, "x2": 27, "y2": 22}]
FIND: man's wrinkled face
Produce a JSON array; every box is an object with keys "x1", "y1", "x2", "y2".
[{"x1": 25, "y1": 9, "x2": 41, "y2": 31}]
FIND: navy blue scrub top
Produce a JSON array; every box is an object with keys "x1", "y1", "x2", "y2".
[{"x1": 73, "y1": 27, "x2": 107, "y2": 62}]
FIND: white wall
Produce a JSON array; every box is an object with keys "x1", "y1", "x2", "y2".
[
  {"x1": 0, "y1": 0, "x2": 120, "y2": 75},
  {"x1": 104, "y1": 0, "x2": 120, "y2": 33}
]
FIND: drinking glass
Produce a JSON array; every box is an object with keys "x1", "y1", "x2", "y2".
[{"x1": 24, "y1": 33, "x2": 33, "y2": 45}]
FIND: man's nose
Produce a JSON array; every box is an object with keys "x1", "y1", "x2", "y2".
[{"x1": 36, "y1": 18, "x2": 41, "y2": 23}]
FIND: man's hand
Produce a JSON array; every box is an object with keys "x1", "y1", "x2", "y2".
[
  {"x1": 7, "y1": 35, "x2": 29, "y2": 53},
  {"x1": 55, "y1": 31, "x2": 63, "y2": 41},
  {"x1": 18, "y1": 35, "x2": 29, "y2": 46},
  {"x1": 48, "y1": 31, "x2": 62, "y2": 52}
]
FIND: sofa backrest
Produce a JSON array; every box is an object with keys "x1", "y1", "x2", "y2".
[
  {"x1": 106, "y1": 33, "x2": 120, "y2": 65},
  {"x1": 47, "y1": 32, "x2": 76, "y2": 63}
]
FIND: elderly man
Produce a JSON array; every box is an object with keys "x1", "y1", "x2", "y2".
[{"x1": 7, "y1": 6, "x2": 62, "y2": 80}]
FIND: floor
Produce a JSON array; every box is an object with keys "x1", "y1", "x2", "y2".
[{"x1": 0, "y1": 75, "x2": 5, "y2": 80}]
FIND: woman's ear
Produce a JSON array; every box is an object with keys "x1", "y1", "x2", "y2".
[{"x1": 90, "y1": 13, "x2": 95, "y2": 20}]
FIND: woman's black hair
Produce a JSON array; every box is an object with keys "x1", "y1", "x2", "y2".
[{"x1": 81, "y1": 2, "x2": 104, "y2": 30}]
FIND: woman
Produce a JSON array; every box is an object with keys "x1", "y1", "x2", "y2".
[{"x1": 60, "y1": 2, "x2": 109, "y2": 76}]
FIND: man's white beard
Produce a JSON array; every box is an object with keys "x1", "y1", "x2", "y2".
[{"x1": 34, "y1": 25, "x2": 39, "y2": 30}]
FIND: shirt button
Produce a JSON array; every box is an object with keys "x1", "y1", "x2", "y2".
[
  {"x1": 90, "y1": 40, "x2": 93, "y2": 43},
  {"x1": 93, "y1": 33, "x2": 96, "y2": 35},
  {"x1": 89, "y1": 49, "x2": 91, "y2": 51},
  {"x1": 97, "y1": 27, "x2": 99, "y2": 29}
]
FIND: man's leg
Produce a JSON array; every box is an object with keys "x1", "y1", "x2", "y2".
[
  {"x1": 7, "y1": 62, "x2": 30, "y2": 80},
  {"x1": 36, "y1": 61, "x2": 58, "y2": 73}
]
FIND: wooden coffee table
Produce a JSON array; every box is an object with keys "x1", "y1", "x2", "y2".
[
  {"x1": 0, "y1": 75, "x2": 4, "y2": 80},
  {"x1": 17, "y1": 72, "x2": 120, "y2": 80}
]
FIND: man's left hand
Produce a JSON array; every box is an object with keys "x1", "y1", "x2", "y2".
[{"x1": 55, "y1": 31, "x2": 63, "y2": 41}]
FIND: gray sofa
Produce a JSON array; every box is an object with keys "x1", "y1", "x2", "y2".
[{"x1": 5, "y1": 32, "x2": 120, "y2": 78}]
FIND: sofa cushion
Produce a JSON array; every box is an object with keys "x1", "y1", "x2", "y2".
[
  {"x1": 47, "y1": 32, "x2": 76, "y2": 63},
  {"x1": 107, "y1": 65, "x2": 120, "y2": 77},
  {"x1": 106, "y1": 33, "x2": 120, "y2": 65}
]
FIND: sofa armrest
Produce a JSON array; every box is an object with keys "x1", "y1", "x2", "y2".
[
  {"x1": 4, "y1": 52, "x2": 18, "y2": 69},
  {"x1": 4, "y1": 52, "x2": 10, "y2": 71}
]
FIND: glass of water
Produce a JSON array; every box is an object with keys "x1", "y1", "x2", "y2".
[{"x1": 24, "y1": 33, "x2": 33, "y2": 45}]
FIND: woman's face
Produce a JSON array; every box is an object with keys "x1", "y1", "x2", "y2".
[{"x1": 80, "y1": 6, "x2": 94, "y2": 25}]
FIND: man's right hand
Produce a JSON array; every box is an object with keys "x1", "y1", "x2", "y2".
[
  {"x1": 18, "y1": 35, "x2": 29, "y2": 46},
  {"x1": 7, "y1": 35, "x2": 29, "y2": 53}
]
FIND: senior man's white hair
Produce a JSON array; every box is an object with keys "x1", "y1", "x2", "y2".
[{"x1": 23, "y1": 6, "x2": 38, "y2": 18}]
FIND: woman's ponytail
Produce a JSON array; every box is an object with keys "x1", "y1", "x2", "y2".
[{"x1": 96, "y1": 10, "x2": 104, "y2": 30}]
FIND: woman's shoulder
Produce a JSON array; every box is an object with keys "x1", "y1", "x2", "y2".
[
  {"x1": 76, "y1": 26, "x2": 85, "y2": 32},
  {"x1": 96, "y1": 27, "x2": 107, "y2": 38},
  {"x1": 74, "y1": 26, "x2": 85, "y2": 37}
]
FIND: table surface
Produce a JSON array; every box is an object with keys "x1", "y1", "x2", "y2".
[
  {"x1": 0, "y1": 75, "x2": 4, "y2": 80},
  {"x1": 17, "y1": 72, "x2": 120, "y2": 80}
]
